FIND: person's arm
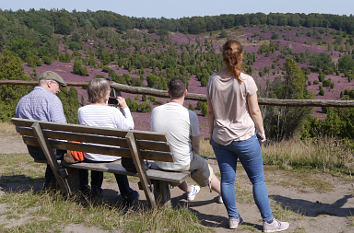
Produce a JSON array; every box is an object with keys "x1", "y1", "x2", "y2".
[
  {"x1": 189, "y1": 111, "x2": 200, "y2": 154},
  {"x1": 247, "y1": 93, "x2": 266, "y2": 143},
  {"x1": 191, "y1": 135, "x2": 200, "y2": 154},
  {"x1": 207, "y1": 95, "x2": 215, "y2": 143},
  {"x1": 50, "y1": 97, "x2": 67, "y2": 123},
  {"x1": 115, "y1": 96, "x2": 134, "y2": 130}
]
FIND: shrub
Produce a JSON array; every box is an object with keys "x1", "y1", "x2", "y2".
[
  {"x1": 59, "y1": 53, "x2": 71, "y2": 63},
  {"x1": 318, "y1": 85, "x2": 324, "y2": 96},
  {"x1": 42, "y1": 56, "x2": 53, "y2": 65},
  {"x1": 197, "y1": 101, "x2": 208, "y2": 116},
  {"x1": 188, "y1": 103, "x2": 194, "y2": 110},
  {"x1": 72, "y1": 60, "x2": 88, "y2": 76}
]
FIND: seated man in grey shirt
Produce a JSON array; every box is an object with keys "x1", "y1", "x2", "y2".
[
  {"x1": 16, "y1": 71, "x2": 82, "y2": 190},
  {"x1": 151, "y1": 77, "x2": 222, "y2": 203}
]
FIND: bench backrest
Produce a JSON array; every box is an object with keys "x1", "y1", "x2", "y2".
[{"x1": 12, "y1": 118, "x2": 173, "y2": 162}]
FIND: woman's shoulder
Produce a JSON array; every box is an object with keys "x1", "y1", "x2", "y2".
[{"x1": 240, "y1": 72, "x2": 253, "y2": 81}]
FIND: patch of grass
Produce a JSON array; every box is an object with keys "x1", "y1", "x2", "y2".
[
  {"x1": 270, "y1": 200, "x2": 303, "y2": 222},
  {"x1": 347, "y1": 215, "x2": 354, "y2": 227},
  {"x1": 199, "y1": 137, "x2": 353, "y2": 176},
  {"x1": 262, "y1": 138, "x2": 353, "y2": 175},
  {"x1": 0, "y1": 154, "x2": 45, "y2": 185},
  {"x1": 125, "y1": 207, "x2": 210, "y2": 233},
  {"x1": 200, "y1": 139, "x2": 215, "y2": 158},
  {"x1": 0, "y1": 191, "x2": 210, "y2": 233},
  {"x1": 0, "y1": 122, "x2": 18, "y2": 136},
  {"x1": 292, "y1": 226, "x2": 307, "y2": 233},
  {"x1": 272, "y1": 171, "x2": 334, "y2": 193},
  {"x1": 0, "y1": 153, "x2": 33, "y2": 166},
  {"x1": 238, "y1": 224, "x2": 258, "y2": 232}
]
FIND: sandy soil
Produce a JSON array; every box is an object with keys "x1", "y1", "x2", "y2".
[{"x1": 0, "y1": 137, "x2": 353, "y2": 233}]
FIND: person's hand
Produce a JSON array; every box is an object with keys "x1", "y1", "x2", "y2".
[
  {"x1": 256, "y1": 133, "x2": 267, "y2": 144},
  {"x1": 117, "y1": 96, "x2": 128, "y2": 109}
]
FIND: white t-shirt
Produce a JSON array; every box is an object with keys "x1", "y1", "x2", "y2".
[
  {"x1": 78, "y1": 105, "x2": 134, "y2": 161},
  {"x1": 150, "y1": 102, "x2": 200, "y2": 171}
]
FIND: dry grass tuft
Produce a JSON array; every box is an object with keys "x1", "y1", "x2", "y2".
[
  {"x1": 262, "y1": 138, "x2": 353, "y2": 175},
  {"x1": 200, "y1": 137, "x2": 353, "y2": 175},
  {"x1": 0, "y1": 122, "x2": 18, "y2": 136}
]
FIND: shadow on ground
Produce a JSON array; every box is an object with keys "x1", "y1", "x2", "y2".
[
  {"x1": 0, "y1": 175, "x2": 44, "y2": 192},
  {"x1": 270, "y1": 194, "x2": 354, "y2": 217}
]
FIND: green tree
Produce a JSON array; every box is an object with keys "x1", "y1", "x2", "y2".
[
  {"x1": 263, "y1": 58, "x2": 312, "y2": 140},
  {"x1": 0, "y1": 51, "x2": 32, "y2": 121},
  {"x1": 72, "y1": 60, "x2": 88, "y2": 76},
  {"x1": 57, "y1": 87, "x2": 80, "y2": 123}
]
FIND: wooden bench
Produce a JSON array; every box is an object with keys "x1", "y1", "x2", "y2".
[{"x1": 12, "y1": 117, "x2": 190, "y2": 208}]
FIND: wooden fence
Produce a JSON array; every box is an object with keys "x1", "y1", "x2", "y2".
[{"x1": 1, "y1": 80, "x2": 353, "y2": 108}]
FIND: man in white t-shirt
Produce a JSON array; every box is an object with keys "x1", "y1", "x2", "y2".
[{"x1": 151, "y1": 77, "x2": 222, "y2": 202}]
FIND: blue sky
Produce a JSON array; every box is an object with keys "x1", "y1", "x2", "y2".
[{"x1": 1, "y1": 0, "x2": 353, "y2": 18}]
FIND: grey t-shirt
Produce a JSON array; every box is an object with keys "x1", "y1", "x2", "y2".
[
  {"x1": 207, "y1": 72, "x2": 258, "y2": 145},
  {"x1": 151, "y1": 102, "x2": 199, "y2": 171}
]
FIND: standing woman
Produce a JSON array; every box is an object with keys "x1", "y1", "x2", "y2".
[
  {"x1": 207, "y1": 40, "x2": 289, "y2": 232},
  {"x1": 78, "y1": 78, "x2": 138, "y2": 205}
]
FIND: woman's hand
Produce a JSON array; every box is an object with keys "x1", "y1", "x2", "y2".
[
  {"x1": 256, "y1": 132, "x2": 267, "y2": 144},
  {"x1": 248, "y1": 93, "x2": 267, "y2": 144},
  {"x1": 117, "y1": 96, "x2": 128, "y2": 109}
]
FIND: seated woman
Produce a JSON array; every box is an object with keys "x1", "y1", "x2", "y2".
[{"x1": 78, "y1": 78, "x2": 138, "y2": 204}]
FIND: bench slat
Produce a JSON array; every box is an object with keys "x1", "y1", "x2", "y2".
[
  {"x1": 65, "y1": 161, "x2": 188, "y2": 185},
  {"x1": 18, "y1": 128, "x2": 129, "y2": 148},
  {"x1": 52, "y1": 141, "x2": 174, "y2": 162},
  {"x1": 12, "y1": 118, "x2": 35, "y2": 127},
  {"x1": 140, "y1": 150, "x2": 173, "y2": 162},
  {"x1": 44, "y1": 131, "x2": 129, "y2": 148},
  {"x1": 133, "y1": 132, "x2": 167, "y2": 142},
  {"x1": 39, "y1": 122, "x2": 129, "y2": 138},
  {"x1": 23, "y1": 136, "x2": 173, "y2": 162},
  {"x1": 13, "y1": 118, "x2": 168, "y2": 143},
  {"x1": 136, "y1": 140, "x2": 170, "y2": 152}
]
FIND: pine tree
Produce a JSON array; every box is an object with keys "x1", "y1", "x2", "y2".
[
  {"x1": 0, "y1": 50, "x2": 32, "y2": 121},
  {"x1": 263, "y1": 58, "x2": 313, "y2": 140}
]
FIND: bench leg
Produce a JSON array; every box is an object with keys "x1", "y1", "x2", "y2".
[
  {"x1": 153, "y1": 181, "x2": 171, "y2": 207},
  {"x1": 65, "y1": 168, "x2": 81, "y2": 193}
]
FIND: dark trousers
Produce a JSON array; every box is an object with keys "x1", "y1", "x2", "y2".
[
  {"x1": 27, "y1": 146, "x2": 65, "y2": 185},
  {"x1": 80, "y1": 159, "x2": 133, "y2": 196},
  {"x1": 27, "y1": 146, "x2": 87, "y2": 188}
]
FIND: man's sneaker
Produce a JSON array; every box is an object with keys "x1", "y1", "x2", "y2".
[
  {"x1": 229, "y1": 216, "x2": 243, "y2": 229},
  {"x1": 263, "y1": 218, "x2": 289, "y2": 232},
  {"x1": 187, "y1": 185, "x2": 200, "y2": 201},
  {"x1": 216, "y1": 195, "x2": 223, "y2": 204}
]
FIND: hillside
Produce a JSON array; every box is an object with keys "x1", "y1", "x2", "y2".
[{"x1": 0, "y1": 10, "x2": 353, "y2": 140}]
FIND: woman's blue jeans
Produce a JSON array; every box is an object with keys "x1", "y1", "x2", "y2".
[{"x1": 211, "y1": 135, "x2": 273, "y2": 222}]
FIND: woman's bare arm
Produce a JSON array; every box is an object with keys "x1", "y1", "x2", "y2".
[
  {"x1": 247, "y1": 93, "x2": 266, "y2": 142},
  {"x1": 207, "y1": 96, "x2": 215, "y2": 142}
]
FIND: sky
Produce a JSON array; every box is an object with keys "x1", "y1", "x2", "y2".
[{"x1": 1, "y1": 0, "x2": 353, "y2": 18}]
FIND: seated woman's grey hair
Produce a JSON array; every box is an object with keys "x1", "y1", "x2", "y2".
[{"x1": 88, "y1": 78, "x2": 110, "y2": 103}]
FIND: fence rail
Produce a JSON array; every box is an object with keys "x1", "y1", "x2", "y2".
[{"x1": 1, "y1": 80, "x2": 353, "y2": 108}]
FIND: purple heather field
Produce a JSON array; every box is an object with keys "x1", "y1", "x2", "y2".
[{"x1": 23, "y1": 26, "x2": 353, "y2": 137}]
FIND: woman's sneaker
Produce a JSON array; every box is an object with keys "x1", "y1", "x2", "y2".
[
  {"x1": 229, "y1": 216, "x2": 243, "y2": 229},
  {"x1": 187, "y1": 185, "x2": 200, "y2": 201},
  {"x1": 263, "y1": 218, "x2": 289, "y2": 232}
]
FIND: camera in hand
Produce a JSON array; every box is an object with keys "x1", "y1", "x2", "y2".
[
  {"x1": 108, "y1": 97, "x2": 119, "y2": 105},
  {"x1": 256, "y1": 133, "x2": 264, "y2": 140},
  {"x1": 108, "y1": 87, "x2": 121, "y2": 106}
]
